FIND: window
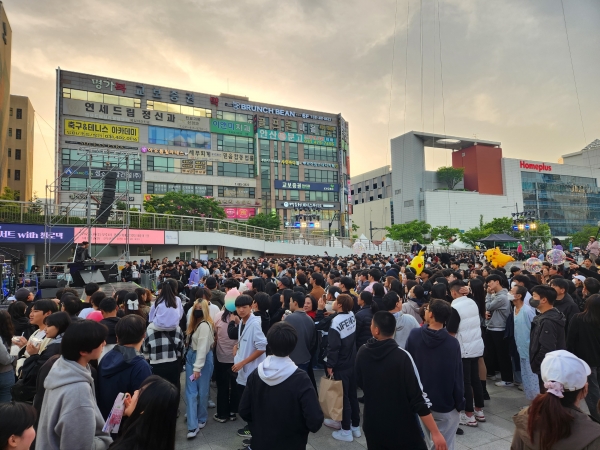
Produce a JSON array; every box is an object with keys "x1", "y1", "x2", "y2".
[
  {"x1": 369, "y1": 196, "x2": 373, "y2": 201},
  {"x1": 9, "y1": 108, "x2": 12, "y2": 116},
  {"x1": 7, "y1": 169, "x2": 10, "y2": 179},
  {"x1": 395, "y1": 189, "x2": 401, "y2": 194},
  {"x1": 146, "y1": 156, "x2": 213, "y2": 175},
  {"x1": 361, "y1": 199, "x2": 364, "y2": 203},
  {"x1": 147, "y1": 101, "x2": 211, "y2": 117},
  {"x1": 233, "y1": 248, "x2": 243, "y2": 256},
  {"x1": 289, "y1": 190, "x2": 300, "y2": 201},
  {"x1": 354, "y1": 200, "x2": 358, "y2": 205},
  {"x1": 373, "y1": 183, "x2": 377, "y2": 189},
  {"x1": 62, "y1": 88, "x2": 141, "y2": 108},
  {"x1": 273, "y1": 141, "x2": 278, "y2": 159},
  {"x1": 216, "y1": 111, "x2": 252, "y2": 122},
  {"x1": 357, "y1": 187, "x2": 361, "y2": 193},
  {"x1": 16, "y1": 109, "x2": 22, "y2": 119},
  {"x1": 304, "y1": 144, "x2": 337, "y2": 162},
  {"x1": 289, "y1": 143, "x2": 298, "y2": 160},
  {"x1": 365, "y1": 185, "x2": 369, "y2": 191},
  {"x1": 218, "y1": 186, "x2": 255, "y2": 198},
  {"x1": 146, "y1": 182, "x2": 212, "y2": 196},
  {"x1": 7, "y1": 149, "x2": 10, "y2": 157},
  {"x1": 61, "y1": 178, "x2": 141, "y2": 193},
  {"x1": 148, "y1": 126, "x2": 211, "y2": 148},
  {"x1": 217, "y1": 135, "x2": 254, "y2": 154},
  {"x1": 15, "y1": 149, "x2": 21, "y2": 160},
  {"x1": 261, "y1": 166, "x2": 271, "y2": 190},
  {"x1": 299, "y1": 122, "x2": 337, "y2": 137},
  {"x1": 15, "y1": 129, "x2": 22, "y2": 140},
  {"x1": 306, "y1": 191, "x2": 339, "y2": 202},
  {"x1": 378, "y1": 194, "x2": 382, "y2": 199},
  {"x1": 61, "y1": 149, "x2": 141, "y2": 171},
  {"x1": 217, "y1": 163, "x2": 254, "y2": 178},
  {"x1": 381, "y1": 180, "x2": 385, "y2": 186},
  {"x1": 7, "y1": 128, "x2": 11, "y2": 137},
  {"x1": 404, "y1": 200, "x2": 414, "y2": 207},
  {"x1": 351, "y1": 189, "x2": 354, "y2": 195},
  {"x1": 304, "y1": 169, "x2": 337, "y2": 183},
  {"x1": 289, "y1": 165, "x2": 299, "y2": 181},
  {"x1": 14, "y1": 170, "x2": 20, "y2": 181},
  {"x1": 260, "y1": 140, "x2": 270, "y2": 159}
]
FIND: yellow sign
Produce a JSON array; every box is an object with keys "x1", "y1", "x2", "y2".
[{"x1": 64, "y1": 119, "x2": 139, "y2": 142}]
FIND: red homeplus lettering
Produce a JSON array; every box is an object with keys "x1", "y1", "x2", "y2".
[{"x1": 519, "y1": 160, "x2": 552, "y2": 172}]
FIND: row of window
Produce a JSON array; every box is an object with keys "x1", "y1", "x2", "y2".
[
  {"x1": 262, "y1": 189, "x2": 339, "y2": 202},
  {"x1": 7, "y1": 129, "x2": 22, "y2": 139},
  {"x1": 217, "y1": 135, "x2": 254, "y2": 154},
  {"x1": 6, "y1": 169, "x2": 20, "y2": 180},
  {"x1": 60, "y1": 178, "x2": 141, "y2": 193},
  {"x1": 9, "y1": 108, "x2": 23, "y2": 119},
  {"x1": 148, "y1": 126, "x2": 211, "y2": 148},
  {"x1": 63, "y1": 88, "x2": 141, "y2": 108},
  {"x1": 260, "y1": 140, "x2": 334, "y2": 162},
  {"x1": 146, "y1": 182, "x2": 213, "y2": 196},
  {"x1": 353, "y1": 180, "x2": 385, "y2": 194},
  {"x1": 7, "y1": 149, "x2": 21, "y2": 160},
  {"x1": 62, "y1": 149, "x2": 142, "y2": 171},
  {"x1": 354, "y1": 194, "x2": 383, "y2": 204}
]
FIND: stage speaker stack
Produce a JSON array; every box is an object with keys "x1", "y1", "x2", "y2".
[{"x1": 96, "y1": 172, "x2": 117, "y2": 224}]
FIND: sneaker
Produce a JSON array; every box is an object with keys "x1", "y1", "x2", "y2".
[
  {"x1": 483, "y1": 390, "x2": 491, "y2": 400},
  {"x1": 323, "y1": 418, "x2": 342, "y2": 430},
  {"x1": 495, "y1": 381, "x2": 514, "y2": 387},
  {"x1": 198, "y1": 421, "x2": 206, "y2": 429},
  {"x1": 208, "y1": 400, "x2": 216, "y2": 408},
  {"x1": 237, "y1": 425, "x2": 252, "y2": 438},
  {"x1": 242, "y1": 438, "x2": 251, "y2": 448},
  {"x1": 229, "y1": 413, "x2": 237, "y2": 421},
  {"x1": 456, "y1": 427, "x2": 464, "y2": 435},
  {"x1": 473, "y1": 410, "x2": 486, "y2": 422},
  {"x1": 213, "y1": 414, "x2": 227, "y2": 423},
  {"x1": 351, "y1": 425, "x2": 362, "y2": 438},
  {"x1": 187, "y1": 425, "x2": 200, "y2": 438},
  {"x1": 332, "y1": 429, "x2": 353, "y2": 442},
  {"x1": 517, "y1": 384, "x2": 524, "y2": 391},
  {"x1": 486, "y1": 373, "x2": 498, "y2": 380},
  {"x1": 459, "y1": 412, "x2": 478, "y2": 427}
]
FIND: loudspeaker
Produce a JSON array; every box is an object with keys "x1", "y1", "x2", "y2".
[
  {"x1": 96, "y1": 172, "x2": 117, "y2": 224},
  {"x1": 39, "y1": 279, "x2": 58, "y2": 288}
]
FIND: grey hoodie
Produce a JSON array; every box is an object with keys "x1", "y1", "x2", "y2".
[
  {"x1": 485, "y1": 288, "x2": 510, "y2": 331},
  {"x1": 392, "y1": 311, "x2": 420, "y2": 348},
  {"x1": 36, "y1": 356, "x2": 112, "y2": 450}
]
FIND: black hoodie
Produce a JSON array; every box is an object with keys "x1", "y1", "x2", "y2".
[
  {"x1": 355, "y1": 338, "x2": 430, "y2": 450},
  {"x1": 529, "y1": 308, "x2": 566, "y2": 374}
]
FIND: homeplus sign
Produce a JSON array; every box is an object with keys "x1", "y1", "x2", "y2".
[{"x1": 519, "y1": 160, "x2": 552, "y2": 172}]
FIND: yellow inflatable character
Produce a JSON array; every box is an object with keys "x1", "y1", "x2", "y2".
[
  {"x1": 484, "y1": 247, "x2": 514, "y2": 268},
  {"x1": 409, "y1": 250, "x2": 425, "y2": 275}
]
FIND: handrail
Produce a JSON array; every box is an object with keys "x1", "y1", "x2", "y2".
[{"x1": 0, "y1": 199, "x2": 408, "y2": 251}]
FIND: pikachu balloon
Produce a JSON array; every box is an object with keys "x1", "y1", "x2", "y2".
[
  {"x1": 409, "y1": 250, "x2": 425, "y2": 275},
  {"x1": 484, "y1": 247, "x2": 514, "y2": 268}
]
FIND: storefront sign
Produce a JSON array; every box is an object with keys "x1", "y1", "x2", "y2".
[
  {"x1": 258, "y1": 129, "x2": 336, "y2": 147},
  {"x1": 140, "y1": 147, "x2": 186, "y2": 156},
  {"x1": 274, "y1": 180, "x2": 338, "y2": 192},
  {"x1": 276, "y1": 201, "x2": 339, "y2": 209},
  {"x1": 302, "y1": 161, "x2": 338, "y2": 168},
  {"x1": 224, "y1": 102, "x2": 333, "y2": 122},
  {"x1": 224, "y1": 207, "x2": 256, "y2": 220},
  {"x1": 64, "y1": 119, "x2": 139, "y2": 142},
  {"x1": 165, "y1": 230, "x2": 179, "y2": 245},
  {"x1": 63, "y1": 99, "x2": 210, "y2": 132},
  {"x1": 0, "y1": 225, "x2": 74, "y2": 243},
  {"x1": 74, "y1": 227, "x2": 165, "y2": 245},
  {"x1": 260, "y1": 159, "x2": 338, "y2": 168},
  {"x1": 520, "y1": 160, "x2": 552, "y2": 172},
  {"x1": 181, "y1": 160, "x2": 207, "y2": 175},
  {"x1": 64, "y1": 140, "x2": 139, "y2": 150},
  {"x1": 210, "y1": 119, "x2": 254, "y2": 137},
  {"x1": 218, "y1": 198, "x2": 261, "y2": 207},
  {"x1": 62, "y1": 166, "x2": 143, "y2": 180}
]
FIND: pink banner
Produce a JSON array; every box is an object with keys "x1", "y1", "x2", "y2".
[
  {"x1": 74, "y1": 227, "x2": 165, "y2": 245},
  {"x1": 224, "y1": 208, "x2": 256, "y2": 220}
]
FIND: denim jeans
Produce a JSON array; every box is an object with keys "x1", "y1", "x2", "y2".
[
  {"x1": 0, "y1": 370, "x2": 14, "y2": 403},
  {"x1": 185, "y1": 349, "x2": 214, "y2": 430},
  {"x1": 586, "y1": 366, "x2": 600, "y2": 422}
]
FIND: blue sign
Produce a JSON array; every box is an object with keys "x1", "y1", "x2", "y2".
[
  {"x1": 274, "y1": 180, "x2": 338, "y2": 192},
  {"x1": 0, "y1": 225, "x2": 74, "y2": 243}
]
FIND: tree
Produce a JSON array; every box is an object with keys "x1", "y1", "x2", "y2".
[
  {"x1": 247, "y1": 212, "x2": 281, "y2": 230},
  {"x1": 569, "y1": 225, "x2": 599, "y2": 248},
  {"x1": 436, "y1": 166, "x2": 465, "y2": 190},
  {"x1": 430, "y1": 226, "x2": 461, "y2": 247},
  {"x1": 351, "y1": 223, "x2": 359, "y2": 233},
  {"x1": 485, "y1": 217, "x2": 514, "y2": 235},
  {"x1": 143, "y1": 191, "x2": 226, "y2": 219},
  {"x1": 385, "y1": 220, "x2": 431, "y2": 243},
  {"x1": 116, "y1": 201, "x2": 127, "y2": 211}
]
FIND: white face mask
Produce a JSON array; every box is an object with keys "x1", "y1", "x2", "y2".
[
  {"x1": 507, "y1": 294, "x2": 515, "y2": 302},
  {"x1": 511, "y1": 282, "x2": 517, "y2": 288}
]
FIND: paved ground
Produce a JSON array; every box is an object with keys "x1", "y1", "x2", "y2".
[{"x1": 174, "y1": 369, "x2": 549, "y2": 450}]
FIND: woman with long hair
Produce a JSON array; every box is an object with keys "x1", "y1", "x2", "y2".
[
  {"x1": 0, "y1": 310, "x2": 16, "y2": 402},
  {"x1": 134, "y1": 288, "x2": 151, "y2": 321},
  {"x1": 213, "y1": 298, "x2": 239, "y2": 424},
  {"x1": 304, "y1": 295, "x2": 318, "y2": 320},
  {"x1": 109, "y1": 375, "x2": 179, "y2": 450},
  {"x1": 371, "y1": 283, "x2": 385, "y2": 312},
  {"x1": 552, "y1": 238, "x2": 564, "y2": 251},
  {"x1": 567, "y1": 294, "x2": 600, "y2": 421},
  {"x1": 511, "y1": 350, "x2": 600, "y2": 448},
  {"x1": 184, "y1": 300, "x2": 215, "y2": 437},
  {"x1": 7, "y1": 301, "x2": 33, "y2": 339},
  {"x1": 149, "y1": 280, "x2": 183, "y2": 330},
  {"x1": 251, "y1": 277, "x2": 265, "y2": 293}
]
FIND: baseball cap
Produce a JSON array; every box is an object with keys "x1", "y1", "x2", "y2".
[
  {"x1": 541, "y1": 350, "x2": 591, "y2": 395},
  {"x1": 278, "y1": 277, "x2": 293, "y2": 288},
  {"x1": 15, "y1": 288, "x2": 32, "y2": 302},
  {"x1": 574, "y1": 275, "x2": 586, "y2": 283}
]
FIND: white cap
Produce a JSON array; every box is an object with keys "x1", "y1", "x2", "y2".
[
  {"x1": 541, "y1": 350, "x2": 590, "y2": 397},
  {"x1": 574, "y1": 275, "x2": 586, "y2": 283}
]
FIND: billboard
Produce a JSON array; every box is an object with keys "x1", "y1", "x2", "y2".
[
  {"x1": 210, "y1": 119, "x2": 254, "y2": 137},
  {"x1": 0, "y1": 225, "x2": 74, "y2": 243},
  {"x1": 64, "y1": 119, "x2": 139, "y2": 142},
  {"x1": 257, "y1": 129, "x2": 336, "y2": 147},
  {"x1": 73, "y1": 227, "x2": 164, "y2": 245},
  {"x1": 224, "y1": 208, "x2": 256, "y2": 220},
  {"x1": 274, "y1": 180, "x2": 338, "y2": 192}
]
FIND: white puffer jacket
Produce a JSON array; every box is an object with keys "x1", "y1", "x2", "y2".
[{"x1": 451, "y1": 296, "x2": 484, "y2": 358}]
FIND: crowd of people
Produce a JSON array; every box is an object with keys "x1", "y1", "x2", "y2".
[{"x1": 1, "y1": 243, "x2": 600, "y2": 449}]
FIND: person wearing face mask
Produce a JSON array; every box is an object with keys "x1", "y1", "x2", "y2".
[
  {"x1": 529, "y1": 285, "x2": 566, "y2": 392},
  {"x1": 511, "y1": 285, "x2": 539, "y2": 401},
  {"x1": 402, "y1": 284, "x2": 425, "y2": 325},
  {"x1": 184, "y1": 300, "x2": 215, "y2": 438},
  {"x1": 511, "y1": 350, "x2": 600, "y2": 449}
]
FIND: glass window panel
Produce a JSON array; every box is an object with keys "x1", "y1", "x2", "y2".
[
  {"x1": 119, "y1": 97, "x2": 135, "y2": 107},
  {"x1": 223, "y1": 111, "x2": 236, "y2": 121},
  {"x1": 71, "y1": 89, "x2": 88, "y2": 100},
  {"x1": 103, "y1": 94, "x2": 119, "y2": 105},
  {"x1": 180, "y1": 105, "x2": 193, "y2": 115},
  {"x1": 167, "y1": 103, "x2": 180, "y2": 113}
]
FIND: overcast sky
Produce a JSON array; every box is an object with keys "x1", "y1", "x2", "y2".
[{"x1": 4, "y1": 0, "x2": 600, "y2": 196}]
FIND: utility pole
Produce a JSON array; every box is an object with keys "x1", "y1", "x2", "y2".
[{"x1": 369, "y1": 221, "x2": 386, "y2": 241}]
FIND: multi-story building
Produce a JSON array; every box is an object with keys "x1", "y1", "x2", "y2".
[
  {"x1": 56, "y1": 70, "x2": 350, "y2": 234},
  {"x1": 0, "y1": 2, "x2": 12, "y2": 192},
  {"x1": 5, "y1": 95, "x2": 34, "y2": 200},
  {"x1": 349, "y1": 166, "x2": 393, "y2": 240}
]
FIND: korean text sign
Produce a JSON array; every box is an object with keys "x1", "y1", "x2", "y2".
[
  {"x1": 210, "y1": 119, "x2": 254, "y2": 138},
  {"x1": 257, "y1": 129, "x2": 336, "y2": 147},
  {"x1": 64, "y1": 119, "x2": 139, "y2": 142},
  {"x1": 274, "y1": 180, "x2": 338, "y2": 192},
  {"x1": 0, "y1": 225, "x2": 74, "y2": 243},
  {"x1": 74, "y1": 228, "x2": 164, "y2": 245}
]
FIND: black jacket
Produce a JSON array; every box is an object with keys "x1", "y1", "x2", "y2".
[
  {"x1": 553, "y1": 293, "x2": 580, "y2": 335},
  {"x1": 355, "y1": 338, "x2": 429, "y2": 449},
  {"x1": 355, "y1": 306, "x2": 374, "y2": 349},
  {"x1": 74, "y1": 246, "x2": 91, "y2": 262},
  {"x1": 238, "y1": 367, "x2": 323, "y2": 450},
  {"x1": 100, "y1": 317, "x2": 120, "y2": 345},
  {"x1": 11, "y1": 316, "x2": 34, "y2": 340},
  {"x1": 567, "y1": 313, "x2": 600, "y2": 367},
  {"x1": 326, "y1": 312, "x2": 356, "y2": 371},
  {"x1": 529, "y1": 308, "x2": 566, "y2": 374},
  {"x1": 121, "y1": 267, "x2": 132, "y2": 282}
]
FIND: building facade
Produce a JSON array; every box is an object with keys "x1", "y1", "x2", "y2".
[
  {"x1": 349, "y1": 166, "x2": 393, "y2": 240},
  {"x1": 5, "y1": 95, "x2": 34, "y2": 200},
  {"x1": 0, "y1": 2, "x2": 12, "y2": 193},
  {"x1": 56, "y1": 70, "x2": 350, "y2": 234},
  {"x1": 385, "y1": 131, "x2": 600, "y2": 237}
]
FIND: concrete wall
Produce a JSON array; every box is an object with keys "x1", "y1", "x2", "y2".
[
  {"x1": 391, "y1": 133, "x2": 425, "y2": 224},
  {"x1": 351, "y1": 197, "x2": 391, "y2": 241}
]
